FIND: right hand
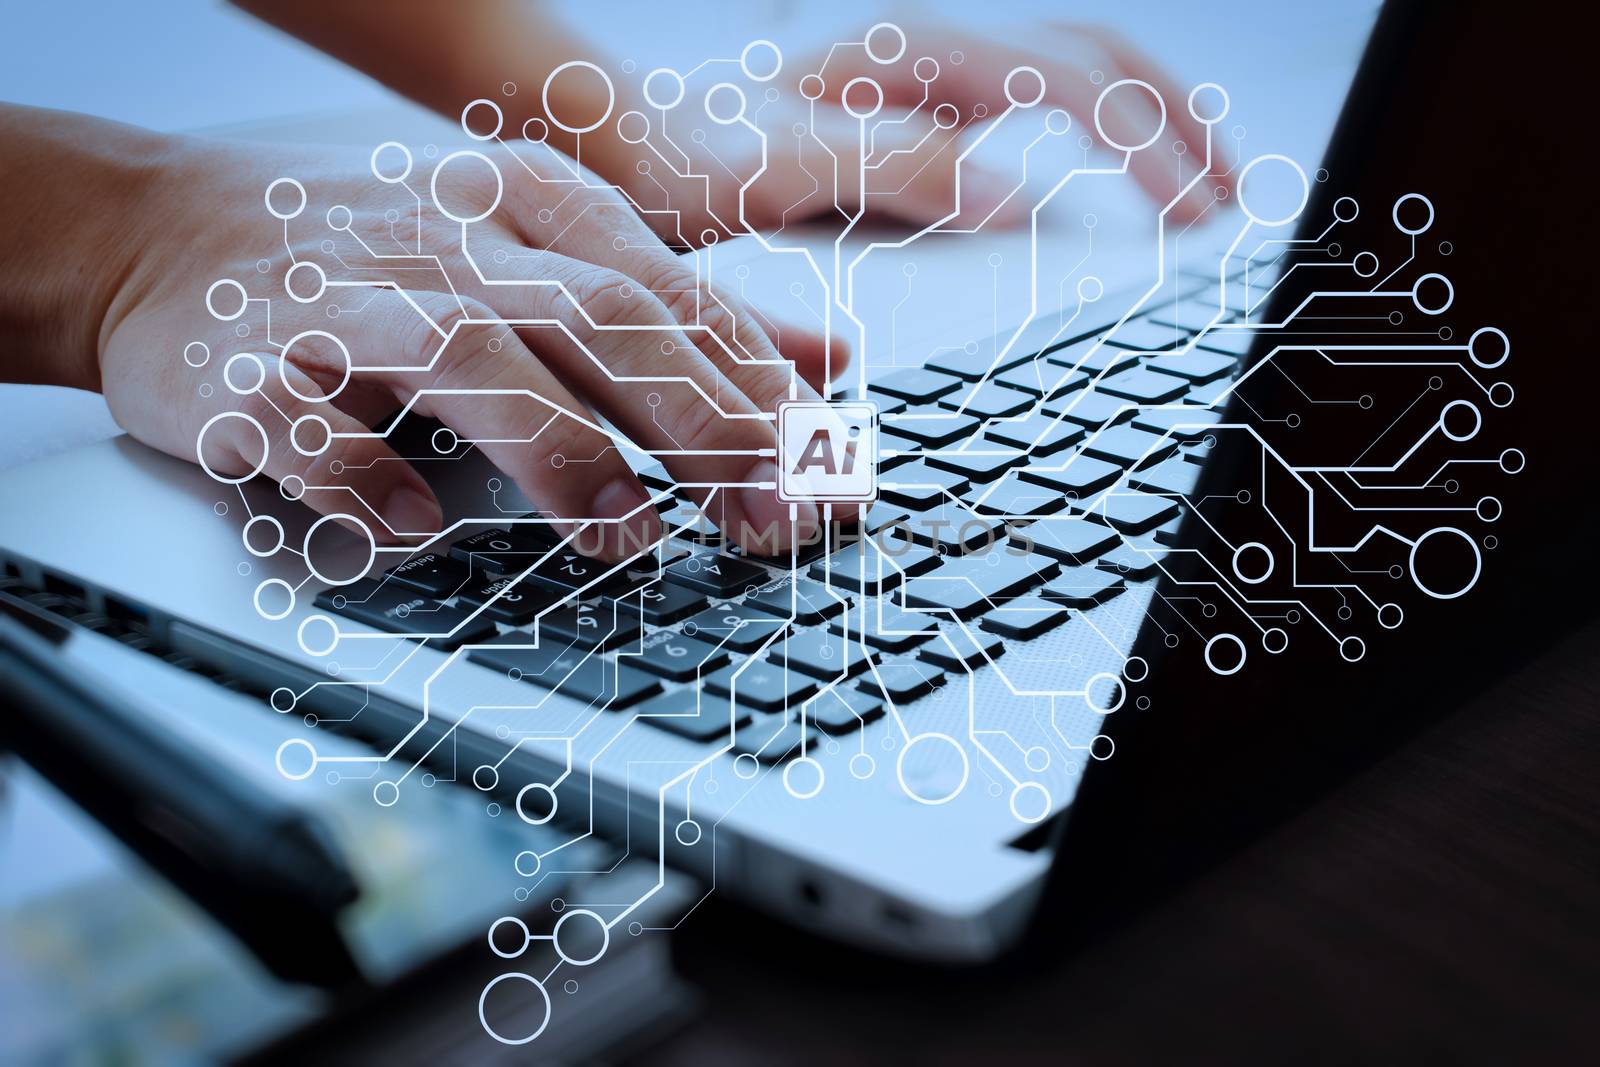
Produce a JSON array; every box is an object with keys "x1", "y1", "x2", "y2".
[{"x1": 99, "y1": 135, "x2": 850, "y2": 560}]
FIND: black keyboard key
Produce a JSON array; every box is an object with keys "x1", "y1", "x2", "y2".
[
  {"x1": 449, "y1": 528, "x2": 552, "y2": 574},
  {"x1": 834, "y1": 599, "x2": 939, "y2": 653},
  {"x1": 1145, "y1": 349, "x2": 1237, "y2": 384},
  {"x1": 1103, "y1": 318, "x2": 1188, "y2": 352},
  {"x1": 745, "y1": 576, "x2": 849, "y2": 626},
  {"x1": 993, "y1": 360, "x2": 1089, "y2": 399},
  {"x1": 629, "y1": 628, "x2": 730, "y2": 682},
  {"x1": 663, "y1": 549, "x2": 770, "y2": 597},
  {"x1": 386, "y1": 552, "x2": 472, "y2": 598},
  {"x1": 1094, "y1": 368, "x2": 1191, "y2": 404},
  {"x1": 635, "y1": 688, "x2": 748, "y2": 743},
  {"x1": 1097, "y1": 537, "x2": 1171, "y2": 580},
  {"x1": 525, "y1": 550, "x2": 630, "y2": 598},
  {"x1": 1128, "y1": 456, "x2": 1201, "y2": 497},
  {"x1": 1080, "y1": 491, "x2": 1181, "y2": 534},
  {"x1": 705, "y1": 660, "x2": 818, "y2": 713},
  {"x1": 882, "y1": 406, "x2": 982, "y2": 449},
  {"x1": 918, "y1": 627, "x2": 1006, "y2": 671},
  {"x1": 1194, "y1": 326, "x2": 1255, "y2": 357},
  {"x1": 806, "y1": 687, "x2": 885, "y2": 734},
  {"x1": 769, "y1": 628, "x2": 872, "y2": 681},
  {"x1": 1149, "y1": 298, "x2": 1234, "y2": 334},
  {"x1": 981, "y1": 596, "x2": 1071, "y2": 640},
  {"x1": 859, "y1": 656, "x2": 945, "y2": 703},
  {"x1": 809, "y1": 539, "x2": 937, "y2": 595},
  {"x1": 1017, "y1": 455, "x2": 1123, "y2": 497},
  {"x1": 681, "y1": 603, "x2": 788, "y2": 654},
  {"x1": 1039, "y1": 566, "x2": 1126, "y2": 607},
  {"x1": 470, "y1": 633, "x2": 662, "y2": 708},
  {"x1": 891, "y1": 501, "x2": 1006, "y2": 554},
  {"x1": 731, "y1": 716, "x2": 814, "y2": 764},
  {"x1": 936, "y1": 382, "x2": 1034, "y2": 420},
  {"x1": 863, "y1": 501, "x2": 912, "y2": 534},
  {"x1": 318, "y1": 579, "x2": 496, "y2": 648},
  {"x1": 924, "y1": 448, "x2": 1019, "y2": 484},
  {"x1": 456, "y1": 574, "x2": 562, "y2": 626},
  {"x1": 983, "y1": 413, "x2": 1085, "y2": 456},
  {"x1": 1044, "y1": 390, "x2": 1135, "y2": 428},
  {"x1": 1132, "y1": 406, "x2": 1222, "y2": 441},
  {"x1": 925, "y1": 343, "x2": 1037, "y2": 381},
  {"x1": 879, "y1": 461, "x2": 968, "y2": 510},
  {"x1": 1045, "y1": 338, "x2": 1140, "y2": 376},
  {"x1": 1082, "y1": 425, "x2": 1179, "y2": 469},
  {"x1": 629, "y1": 581, "x2": 709, "y2": 625},
  {"x1": 870, "y1": 367, "x2": 963, "y2": 404},
  {"x1": 1018, "y1": 516, "x2": 1119, "y2": 564},
  {"x1": 963, "y1": 476, "x2": 1067, "y2": 520},
  {"x1": 542, "y1": 600, "x2": 643, "y2": 651}
]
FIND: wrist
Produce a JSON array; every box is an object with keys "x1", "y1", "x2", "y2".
[{"x1": 0, "y1": 107, "x2": 177, "y2": 392}]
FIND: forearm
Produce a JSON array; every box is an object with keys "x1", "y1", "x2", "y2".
[
  {"x1": 233, "y1": 0, "x2": 641, "y2": 180},
  {"x1": 0, "y1": 106, "x2": 175, "y2": 392}
]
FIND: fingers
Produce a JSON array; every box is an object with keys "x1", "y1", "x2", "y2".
[
  {"x1": 448, "y1": 242, "x2": 821, "y2": 554},
  {"x1": 324, "y1": 288, "x2": 662, "y2": 560},
  {"x1": 200, "y1": 353, "x2": 443, "y2": 545},
  {"x1": 751, "y1": 309, "x2": 849, "y2": 392}
]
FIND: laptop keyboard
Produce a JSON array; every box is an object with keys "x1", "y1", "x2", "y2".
[{"x1": 310, "y1": 285, "x2": 1254, "y2": 763}]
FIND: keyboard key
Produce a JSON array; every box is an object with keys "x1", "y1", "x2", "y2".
[
  {"x1": 984, "y1": 413, "x2": 1085, "y2": 456},
  {"x1": 918, "y1": 627, "x2": 1006, "y2": 671},
  {"x1": 1132, "y1": 406, "x2": 1222, "y2": 441},
  {"x1": 470, "y1": 633, "x2": 663, "y2": 708},
  {"x1": 924, "y1": 448, "x2": 1019, "y2": 484},
  {"x1": 634, "y1": 688, "x2": 748, "y2": 743},
  {"x1": 925, "y1": 344, "x2": 1037, "y2": 381},
  {"x1": 981, "y1": 596, "x2": 1072, "y2": 640},
  {"x1": 628, "y1": 582, "x2": 709, "y2": 625},
  {"x1": 1044, "y1": 390, "x2": 1135, "y2": 429},
  {"x1": 542, "y1": 600, "x2": 644, "y2": 651},
  {"x1": 1017, "y1": 516, "x2": 1119, "y2": 564},
  {"x1": 1080, "y1": 491, "x2": 1181, "y2": 534},
  {"x1": 859, "y1": 656, "x2": 945, "y2": 703},
  {"x1": 769, "y1": 628, "x2": 872, "y2": 681},
  {"x1": 1039, "y1": 565, "x2": 1126, "y2": 607},
  {"x1": 1097, "y1": 537, "x2": 1171, "y2": 580},
  {"x1": 1103, "y1": 318, "x2": 1188, "y2": 352},
  {"x1": 731, "y1": 716, "x2": 814, "y2": 764},
  {"x1": 629, "y1": 628, "x2": 730, "y2": 682},
  {"x1": 1128, "y1": 456, "x2": 1201, "y2": 497},
  {"x1": 870, "y1": 367, "x2": 963, "y2": 404},
  {"x1": 1194, "y1": 326, "x2": 1255, "y2": 357},
  {"x1": 746, "y1": 578, "x2": 847, "y2": 627},
  {"x1": 387, "y1": 553, "x2": 472, "y2": 598},
  {"x1": 1045, "y1": 338, "x2": 1140, "y2": 376},
  {"x1": 879, "y1": 461, "x2": 969, "y2": 510},
  {"x1": 1094, "y1": 368, "x2": 1191, "y2": 404},
  {"x1": 809, "y1": 539, "x2": 938, "y2": 595},
  {"x1": 318, "y1": 580, "x2": 496, "y2": 648},
  {"x1": 936, "y1": 382, "x2": 1034, "y2": 420},
  {"x1": 663, "y1": 549, "x2": 771, "y2": 597},
  {"x1": 457, "y1": 574, "x2": 562, "y2": 626},
  {"x1": 882, "y1": 407, "x2": 982, "y2": 449},
  {"x1": 1149, "y1": 298, "x2": 1234, "y2": 334},
  {"x1": 993, "y1": 361, "x2": 1089, "y2": 399},
  {"x1": 1017, "y1": 455, "x2": 1123, "y2": 497},
  {"x1": 963, "y1": 477, "x2": 1068, "y2": 519},
  {"x1": 863, "y1": 501, "x2": 912, "y2": 534},
  {"x1": 449, "y1": 528, "x2": 552, "y2": 574},
  {"x1": 705, "y1": 660, "x2": 818, "y2": 713},
  {"x1": 1082, "y1": 425, "x2": 1180, "y2": 469},
  {"x1": 680, "y1": 603, "x2": 787, "y2": 654},
  {"x1": 806, "y1": 687, "x2": 885, "y2": 734},
  {"x1": 1145, "y1": 349, "x2": 1238, "y2": 384},
  {"x1": 833, "y1": 599, "x2": 940, "y2": 653},
  {"x1": 901, "y1": 553, "x2": 1054, "y2": 620},
  {"x1": 891, "y1": 501, "x2": 1006, "y2": 554}
]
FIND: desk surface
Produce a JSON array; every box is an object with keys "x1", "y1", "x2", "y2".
[{"x1": 645, "y1": 614, "x2": 1600, "y2": 1063}]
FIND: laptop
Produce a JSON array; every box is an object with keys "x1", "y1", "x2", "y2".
[{"x1": 1, "y1": 0, "x2": 1588, "y2": 991}]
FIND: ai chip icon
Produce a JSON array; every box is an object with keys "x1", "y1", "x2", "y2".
[{"x1": 776, "y1": 400, "x2": 878, "y2": 503}]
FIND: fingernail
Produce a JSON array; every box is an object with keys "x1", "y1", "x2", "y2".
[
  {"x1": 587, "y1": 477, "x2": 660, "y2": 559},
  {"x1": 382, "y1": 485, "x2": 442, "y2": 541},
  {"x1": 737, "y1": 460, "x2": 817, "y2": 554}
]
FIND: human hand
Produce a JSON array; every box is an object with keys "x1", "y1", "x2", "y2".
[
  {"x1": 592, "y1": 19, "x2": 1232, "y2": 243},
  {"x1": 96, "y1": 134, "x2": 848, "y2": 560}
]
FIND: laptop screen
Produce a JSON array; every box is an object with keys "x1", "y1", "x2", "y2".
[{"x1": 1046, "y1": 0, "x2": 1594, "y2": 921}]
